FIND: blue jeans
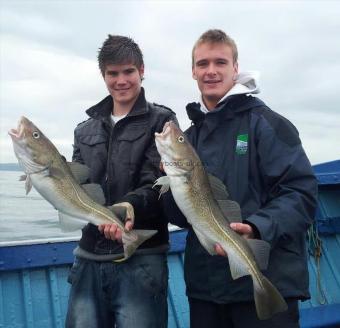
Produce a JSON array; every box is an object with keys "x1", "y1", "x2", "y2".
[{"x1": 65, "y1": 254, "x2": 168, "y2": 328}]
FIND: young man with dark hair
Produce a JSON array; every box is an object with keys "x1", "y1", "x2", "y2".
[
  {"x1": 65, "y1": 35, "x2": 176, "y2": 328},
  {"x1": 164, "y1": 29, "x2": 318, "y2": 327}
]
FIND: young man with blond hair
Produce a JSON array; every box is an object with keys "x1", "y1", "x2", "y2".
[{"x1": 165, "y1": 29, "x2": 318, "y2": 327}]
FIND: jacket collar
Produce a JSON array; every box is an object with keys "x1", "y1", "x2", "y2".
[
  {"x1": 86, "y1": 87, "x2": 148, "y2": 119},
  {"x1": 186, "y1": 94, "x2": 265, "y2": 124}
]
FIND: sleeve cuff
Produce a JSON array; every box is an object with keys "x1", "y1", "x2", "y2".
[
  {"x1": 117, "y1": 193, "x2": 143, "y2": 217},
  {"x1": 244, "y1": 214, "x2": 278, "y2": 246}
]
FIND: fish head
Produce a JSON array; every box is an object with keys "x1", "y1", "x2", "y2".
[
  {"x1": 155, "y1": 121, "x2": 201, "y2": 176},
  {"x1": 8, "y1": 116, "x2": 57, "y2": 174}
]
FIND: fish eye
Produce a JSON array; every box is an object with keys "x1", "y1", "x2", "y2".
[
  {"x1": 32, "y1": 131, "x2": 40, "y2": 139},
  {"x1": 177, "y1": 136, "x2": 185, "y2": 143}
]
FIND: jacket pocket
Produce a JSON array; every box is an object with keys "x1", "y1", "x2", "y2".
[
  {"x1": 67, "y1": 257, "x2": 82, "y2": 285},
  {"x1": 131, "y1": 255, "x2": 168, "y2": 296},
  {"x1": 77, "y1": 134, "x2": 108, "y2": 169},
  {"x1": 79, "y1": 134, "x2": 107, "y2": 146},
  {"x1": 117, "y1": 128, "x2": 146, "y2": 142},
  {"x1": 116, "y1": 126, "x2": 148, "y2": 172}
]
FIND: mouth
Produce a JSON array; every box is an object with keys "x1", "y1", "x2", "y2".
[
  {"x1": 204, "y1": 80, "x2": 222, "y2": 85},
  {"x1": 8, "y1": 116, "x2": 26, "y2": 140},
  {"x1": 155, "y1": 121, "x2": 173, "y2": 139},
  {"x1": 114, "y1": 87, "x2": 130, "y2": 91}
]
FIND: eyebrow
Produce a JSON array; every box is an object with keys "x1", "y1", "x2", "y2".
[
  {"x1": 195, "y1": 58, "x2": 229, "y2": 64},
  {"x1": 106, "y1": 67, "x2": 136, "y2": 74}
]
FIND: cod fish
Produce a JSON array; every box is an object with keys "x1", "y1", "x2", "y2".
[
  {"x1": 154, "y1": 121, "x2": 287, "y2": 320},
  {"x1": 9, "y1": 116, "x2": 156, "y2": 261}
]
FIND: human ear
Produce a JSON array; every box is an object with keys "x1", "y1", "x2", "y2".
[
  {"x1": 139, "y1": 65, "x2": 145, "y2": 79},
  {"x1": 232, "y1": 62, "x2": 239, "y2": 81},
  {"x1": 192, "y1": 67, "x2": 197, "y2": 80}
]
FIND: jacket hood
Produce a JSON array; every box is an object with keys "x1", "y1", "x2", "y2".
[
  {"x1": 187, "y1": 71, "x2": 263, "y2": 123},
  {"x1": 221, "y1": 70, "x2": 260, "y2": 101},
  {"x1": 198, "y1": 71, "x2": 260, "y2": 113},
  {"x1": 230, "y1": 71, "x2": 260, "y2": 96}
]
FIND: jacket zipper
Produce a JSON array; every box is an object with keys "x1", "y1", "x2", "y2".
[
  {"x1": 105, "y1": 118, "x2": 126, "y2": 205},
  {"x1": 105, "y1": 119, "x2": 114, "y2": 205}
]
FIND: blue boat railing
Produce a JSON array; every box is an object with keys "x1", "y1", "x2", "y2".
[{"x1": 1, "y1": 160, "x2": 340, "y2": 328}]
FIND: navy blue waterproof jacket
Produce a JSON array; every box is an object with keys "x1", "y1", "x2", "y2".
[{"x1": 165, "y1": 94, "x2": 318, "y2": 303}]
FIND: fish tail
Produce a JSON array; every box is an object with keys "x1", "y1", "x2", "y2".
[
  {"x1": 253, "y1": 274, "x2": 288, "y2": 320},
  {"x1": 114, "y1": 229, "x2": 157, "y2": 262}
]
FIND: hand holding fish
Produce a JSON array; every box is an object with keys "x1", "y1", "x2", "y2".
[
  {"x1": 9, "y1": 117, "x2": 157, "y2": 261},
  {"x1": 230, "y1": 222, "x2": 255, "y2": 239},
  {"x1": 154, "y1": 121, "x2": 288, "y2": 320},
  {"x1": 98, "y1": 221, "x2": 133, "y2": 242},
  {"x1": 99, "y1": 202, "x2": 135, "y2": 241},
  {"x1": 215, "y1": 222, "x2": 255, "y2": 256}
]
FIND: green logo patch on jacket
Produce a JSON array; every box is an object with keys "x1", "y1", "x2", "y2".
[{"x1": 236, "y1": 134, "x2": 248, "y2": 155}]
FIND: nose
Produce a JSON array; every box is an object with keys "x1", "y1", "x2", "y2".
[
  {"x1": 116, "y1": 73, "x2": 127, "y2": 85},
  {"x1": 206, "y1": 63, "x2": 217, "y2": 76}
]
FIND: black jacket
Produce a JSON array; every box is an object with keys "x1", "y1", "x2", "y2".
[
  {"x1": 73, "y1": 88, "x2": 176, "y2": 254},
  {"x1": 165, "y1": 94, "x2": 318, "y2": 303}
]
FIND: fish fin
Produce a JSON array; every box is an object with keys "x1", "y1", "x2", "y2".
[
  {"x1": 246, "y1": 239, "x2": 271, "y2": 270},
  {"x1": 68, "y1": 162, "x2": 90, "y2": 184},
  {"x1": 252, "y1": 274, "x2": 288, "y2": 320},
  {"x1": 19, "y1": 174, "x2": 27, "y2": 181},
  {"x1": 217, "y1": 199, "x2": 242, "y2": 223},
  {"x1": 25, "y1": 175, "x2": 33, "y2": 195},
  {"x1": 82, "y1": 183, "x2": 106, "y2": 205},
  {"x1": 193, "y1": 227, "x2": 217, "y2": 256},
  {"x1": 208, "y1": 174, "x2": 229, "y2": 200},
  {"x1": 227, "y1": 249, "x2": 250, "y2": 280},
  {"x1": 113, "y1": 256, "x2": 127, "y2": 263},
  {"x1": 49, "y1": 167, "x2": 66, "y2": 179},
  {"x1": 58, "y1": 212, "x2": 88, "y2": 232},
  {"x1": 107, "y1": 205, "x2": 127, "y2": 222},
  {"x1": 153, "y1": 176, "x2": 170, "y2": 197},
  {"x1": 208, "y1": 175, "x2": 242, "y2": 223},
  {"x1": 115, "y1": 229, "x2": 157, "y2": 262}
]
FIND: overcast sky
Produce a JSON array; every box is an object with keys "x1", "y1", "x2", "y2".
[{"x1": 1, "y1": 0, "x2": 339, "y2": 165}]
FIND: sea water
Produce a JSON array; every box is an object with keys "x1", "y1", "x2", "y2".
[
  {"x1": 0, "y1": 170, "x2": 80, "y2": 245},
  {"x1": 0, "y1": 170, "x2": 180, "y2": 246}
]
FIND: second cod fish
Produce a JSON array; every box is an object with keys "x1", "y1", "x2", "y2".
[
  {"x1": 9, "y1": 116, "x2": 156, "y2": 261},
  {"x1": 154, "y1": 121, "x2": 287, "y2": 320}
]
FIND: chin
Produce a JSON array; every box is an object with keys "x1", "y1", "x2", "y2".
[
  {"x1": 120, "y1": 95, "x2": 138, "y2": 104},
  {"x1": 203, "y1": 91, "x2": 222, "y2": 100},
  {"x1": 114, "y1": 92, "x2": 132, "y2": 99}
]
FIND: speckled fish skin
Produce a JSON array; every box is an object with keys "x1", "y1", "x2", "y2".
[
  {"x1": 9, "y1": 116, "x2": 156, "y2": 261},
  {"x1": 154, "y1": 121, "x2": 288, "y2": 320}
]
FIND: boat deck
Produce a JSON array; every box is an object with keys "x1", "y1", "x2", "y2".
[{"x1": 1, "y1": 160, "x2": 340, "y2": 328}]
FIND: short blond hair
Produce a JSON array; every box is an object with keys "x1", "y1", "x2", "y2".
[{"x1": 192, "y1": 29, "x2": 238, "y2": 67}]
